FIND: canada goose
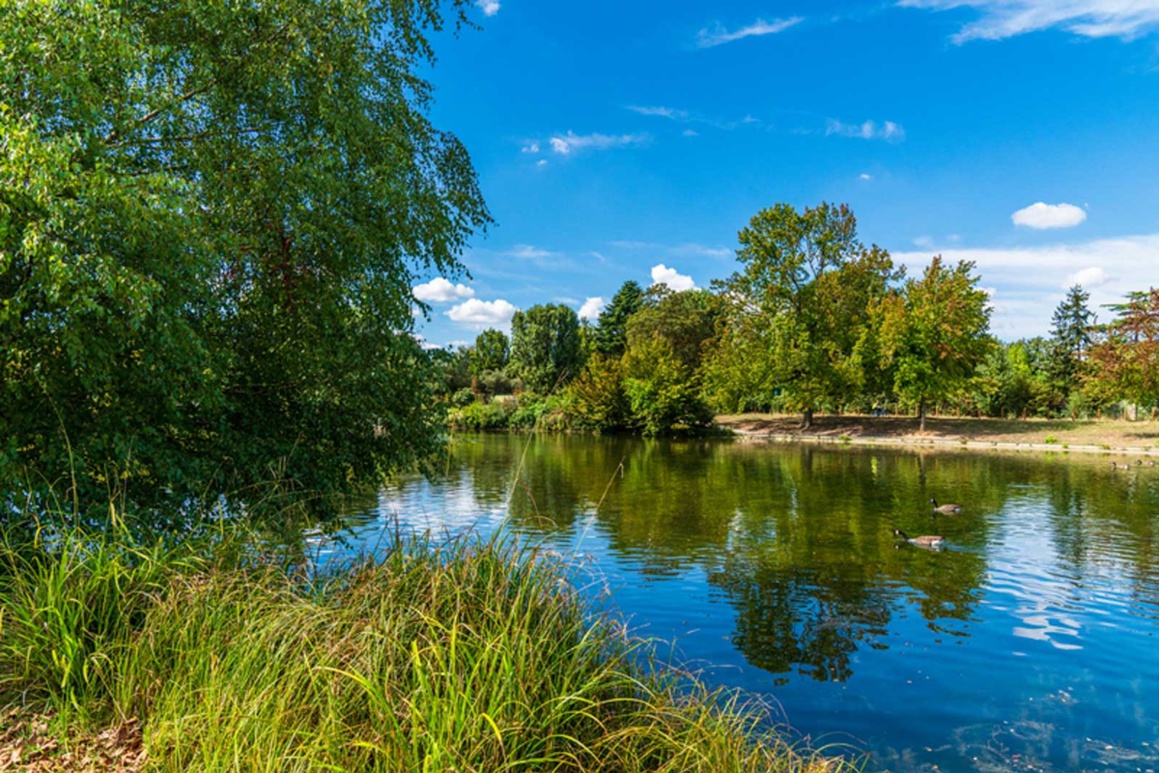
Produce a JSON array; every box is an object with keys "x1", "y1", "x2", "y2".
[
  {"x1": 893, "y1": 529, "x2": 944, "y2": 548},
  {"x1": 1112, "y1": 461, "x2": 1131, "y2": 470},
  {"x1": 929, "y1": 498, "x2": 962, "y2": 514},
  {"x1": 1138, "y1": 459, "x2": 1156, "y2": 467}
]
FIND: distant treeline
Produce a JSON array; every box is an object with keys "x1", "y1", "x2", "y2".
[{"x1": 436, "y1": 202, "x2": 1159, "y2": 434}]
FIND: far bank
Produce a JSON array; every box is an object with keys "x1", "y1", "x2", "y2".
[{"x1": 717, "y1": 413, "x2": 1159, "y2": 458}]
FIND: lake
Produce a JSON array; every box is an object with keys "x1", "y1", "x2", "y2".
[{"x1": 321, "y1": 434, "x2": 1159, "y2": 772}]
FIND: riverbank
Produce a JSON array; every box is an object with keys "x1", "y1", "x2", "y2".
[
  {"x1": 717, "y1": 414, "x2": 1159, "y2": 457},
  {"x1": 0, "y1": 526, "x2": 847, "y2": 772}
]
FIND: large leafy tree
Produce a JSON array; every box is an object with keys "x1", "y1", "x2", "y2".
[
  {"x1": 880, "y1": 257, "x2": 992, "y2": 430},
  {"x1": 625, "y1": 288, "x2": 720, "y2": 371},
  {"x1": 592, "y1": 280, "x2": 644, "y2": 358},
  {"x1": 509, "y1": 304, "x2": 583, "y2": 394},
  {"x1": 0, "y1": 0, "x2": 489, "y2": 513},
  {"x1": 1084, "y1": 289, "x2": 1159, "y2": 409},
  {"x1": 717, "y1": 202, "x2": 900, "y2": 428},
  {"x1": 470, "y1": 329, "x2": 509, "y2": 377}
]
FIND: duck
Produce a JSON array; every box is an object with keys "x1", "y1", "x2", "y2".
[
  {"x1": 929, "y1": 498, "x2": 962, "y2": 514},
  {"x1": 893, "y1": 529, "x2": 944, "y2": 548}
]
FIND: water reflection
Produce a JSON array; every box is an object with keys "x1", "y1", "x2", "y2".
[{"x1": 334, "y1": 435, "x2": 1159, "y2": 772}]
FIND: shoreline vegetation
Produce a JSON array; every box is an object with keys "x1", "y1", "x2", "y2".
[{"x1": 0, "y1": 525, "x2": 851, "y2": 772}]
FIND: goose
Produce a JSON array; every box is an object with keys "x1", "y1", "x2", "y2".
[
  {"x1": 929, "y1": 498, "x2": 962, "y2": 514},
  {"x1": 1112, "y1": 461, "x2": 1131, "y2": 470},
  {"x1": 1138, "y1": 459, "x2": 1156, "y2": 467},
  {"x1": 893, "y1": 529, "x2": 944, "y2": 548}
]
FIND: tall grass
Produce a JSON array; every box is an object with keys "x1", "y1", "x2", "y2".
[{"x1": 1, "y1": 523, "x2": 850, "y2": 772}]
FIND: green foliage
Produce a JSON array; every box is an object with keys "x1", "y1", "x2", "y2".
[
  {"x1": 568, "y1": 354, "x2": 631, "y2": 431},
  {"x1": 623, "y1": 334, "x2": 713, "y2": 436},
  {"x1": 702, "y1": 315, "x2": 778, "y2": 414},
  {"x1": 447, "y1": 400, "x2": 515, "y2": 431},
  {"x1": 717, "y1": 202, "x2": 900, "y2": 426},
  {"x1": 592, "y1": 280, "x2": 645, "y2": 357},
  {"x1": 1084, "y1": 290, "x2": 1159, "y2": 409},
  {"x1": 450, "y1": 387, "x2": 477, "y2": 408},
  {"x1": 509, "y1": 304, "x2": 584, "y2": 394},
  {"x1": 627, "y1": 288, "x2": 720, "y2": 371},
  {"x1": 880, "y1": 257, "x2": 992, "y2": 428},
  {"x1": 475, "y1": 368, "x2": 521, "y2": 397},
  {"x1": 470, "y1": 329, "x2": 510, "y2": 377},
  {"x1": 1052, "y1": 285, "x2": 1094, "y2": 358},
  {"x1": 1, "y1": 526, "x2": 841, "y2": 773},
  {"x1": 0, "y1": 0, "x2": 489, "y2": 514}
]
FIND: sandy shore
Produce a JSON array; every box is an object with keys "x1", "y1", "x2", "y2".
[{"x1": 716, "y1": 413, "x2": 1159, "y2": 457}]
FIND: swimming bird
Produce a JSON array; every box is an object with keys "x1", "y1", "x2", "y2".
[
  {"x1": 893, "y1": 529, "x2": 944, "y2": 548},
  {"x1": 1138, "y1": 459, "x2": 1156, "y2": 467},
  {"x1": 1112, "y1": 461, "x2": 1132, "y2": 470},
  {"x1": 929, "y1": 498, "x2": 962, "y2": 514}
]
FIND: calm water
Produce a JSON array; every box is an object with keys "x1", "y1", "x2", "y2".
[{"x1": 320, "y1": 435, "x2": 1159, "y2": 772}]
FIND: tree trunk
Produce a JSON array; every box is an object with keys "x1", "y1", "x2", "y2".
[
  {"x1": 919, "y1": 396, "x2": 927, "y2": 433},
  {"x1": 801, "y1": 407, "x2": 813, "y2": 430}
]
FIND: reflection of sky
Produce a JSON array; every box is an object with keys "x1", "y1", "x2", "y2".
[{"x1": 988, "y1": 501, "x2": 1083, "y2": 651}]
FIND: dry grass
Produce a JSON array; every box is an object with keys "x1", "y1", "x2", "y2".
[
  {"x1": 717, "y1": 413, "x2": 1159, "y2": 452},
  {"x1": 0, "y1": 712, "x2": 144, "y2": 772}
]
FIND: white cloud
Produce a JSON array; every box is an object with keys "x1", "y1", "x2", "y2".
[
  {"x1": 447, "y1": 298, "x2": 518, "y2": 326},
  {"x1": 859, "y1": 172, "x2": 873, "y2": 180},
  {"x1": 683, "y1": 129, "x2": 699, "y2": 137},
  {"x1": 672, "y1": 243, "x2": 732, "y2": 259},
  {"x1": 549, "y1": 131, "x2": 649, "y2": 155},
  {"x1": 826, "y1": 119, "x2": 906, "y2": 141},
  {"x1": 508, "y1": 244, "x2": 556, "y2": 260},
  {"x1": 578, "y1": 297, "x2": 605, "y2": 320},
  {"x1": 413, "y1": 277, "x2": 475, "y2": 303},
  {"x1": 521, "y1": 142, "x2": 540, "y2": 154},
  {"x1": 891, "y1": 232, "x2": 1159, "y2": 338},
  {"x1": 536, "y1": 159, "x2": 548, "y2": 167},
  {"x1": 898, "y1": 0, "x2": 1159, "y2": 42},
  {"x1": 1065, "y1": 266, "x2": 1112, "y2": 288},
  {"x1": 913, "y1": 235, "x2": 936, "y2": 249},
  {"x1": 1011, "y1": 202, "x2": 1087, "y2": 229},
  {"x1": 476, "y1": 0, "x2": 499, "y2": 17},
  {"x1": 697, "y1": 17, "x2": 805, "y2": 47},
  {"x1": 651, "y1": 264, "x2": 696, "y2": 292},
  {"x1": 627, "y1": 106, "x2": 690, "y2": 120}
]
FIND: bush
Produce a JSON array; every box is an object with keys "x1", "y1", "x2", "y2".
[
  {"x1": 451, "y1": 387, "x2": 477, "y2": 408},
  {"x1": 447, "y1": 400, "x2": 515, "y2": 430}
]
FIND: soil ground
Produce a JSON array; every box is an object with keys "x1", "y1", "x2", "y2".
[{"x1": 716, "y1": 413, "x2": 1159, "y2": 456}]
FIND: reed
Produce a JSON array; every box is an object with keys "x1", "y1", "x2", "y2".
[{"x1": 1, "y1": 523, "x2": 850, "y2": 772}]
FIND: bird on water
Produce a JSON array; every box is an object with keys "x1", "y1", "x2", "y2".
[
  {"x1": 893, "y1": 529, "x2": 944, "y2": 548},
  {"x1": 929, "y1": 498, "x2": 962, "y2": 514}
]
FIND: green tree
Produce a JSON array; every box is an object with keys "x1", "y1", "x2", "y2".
[
  {"x1": 0, "y1": 0, "x2": 489, "y2": 515},
  {"x1": 1084, "y1": 289, "x2": 1159, "y2": 409},
  {"x1": 717, "y1": 202, "x2": 900, "y2": 428},
  {"x1": 622, "y1": 335, "x2": 713, "y2": 436},
  {"x1": 881, "y1": 257, "x2": 993, "y2": 431},
  {"x1": 509, "y1": 304, "x2": 584, "y2": 394},
  {"x1": 592, "y1": 281, "x2": 644, "y2": 357},
  {"x1": 470, "y1": 329, "x2": 509, "y2": 377},
  {"x1": 625, "y1": 288, "x2": 720, "y2": 372},
  {"x1": 1046, "y1": 285, "x2": 1094, "y2": 400},
  {"x1": 568, "y1": 354, "x2": 630, "y2": 431},
  {"x1": 1052, "y1": 285, "x2": 1094, "y2": 358}
]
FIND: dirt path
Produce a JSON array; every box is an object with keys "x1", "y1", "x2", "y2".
[{"x1": 715, "y1": 414, "x2": 1159, "y2": 457}]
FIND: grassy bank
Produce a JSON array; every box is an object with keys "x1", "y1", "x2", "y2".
[
  {"x1": 0, "y1": 524, "x2": 846, "y2": 772},
  {"x1": 718, "y1": 413, "x2": 1159, "y2": 454}
]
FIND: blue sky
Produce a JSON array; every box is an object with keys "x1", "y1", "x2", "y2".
[{"x1": 411, "y1": 0, "x2": 1159, "y2": 347}]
